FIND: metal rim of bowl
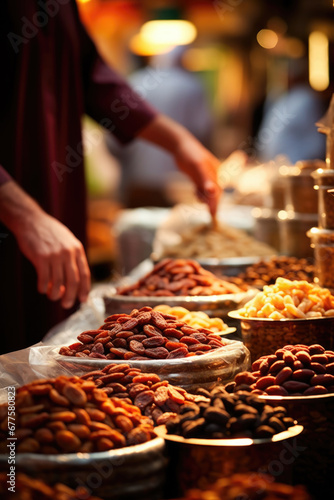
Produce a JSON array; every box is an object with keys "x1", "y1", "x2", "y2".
[
  {"x1": 0, "y1": 436, "x2": 165, "y2": 465},
  {"x1": 107, "y1": 291, "x2": 252, "y2": 305},
  {"x1": 228, "y1": 310, "x2": 334, "y2": 322},
  {"x1": 155, "y1": 424, "x2": 303, "y2": 446},
  {"x1": 150, "y1": 256, "x2": 264, "y2": 267},
  {"x1": 258, "y1": 392, "x2": 334, "y2": 402},
  {"x1": 196, "y1": 256, "x2": 264, "y2": 267}
]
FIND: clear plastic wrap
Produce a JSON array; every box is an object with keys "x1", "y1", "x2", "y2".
[
  {"x1": 0, "y1": 281, "x2": 250, "y2": 397},
  {"x1": 54, "y1": 339, "x2": 250, "y2": 393}
]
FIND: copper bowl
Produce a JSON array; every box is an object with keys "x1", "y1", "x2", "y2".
[{"x1": 228, "y1": 311, "x2": 334, "y2": 362}]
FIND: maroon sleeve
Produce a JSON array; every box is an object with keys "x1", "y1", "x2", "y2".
[
  {"x1": 85, "y1": 59, "x2": 157, "y2": 144},
  {"x1": 76, "y1": 6, "x2": 157, "y2": 144},
  {"x1": 0, "y1": 165, "x2": 12, "y2": 186}
]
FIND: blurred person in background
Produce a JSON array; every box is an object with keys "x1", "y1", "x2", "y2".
[
  {"x1": 256, "y1": 56, "x2": 326, "y2": 164},
  {"x1": 106, "y1": 45, "x2": 215, "y2": 208},
  {"x1": 0, "y1": 1, "x2": 221, "y2": 354}
]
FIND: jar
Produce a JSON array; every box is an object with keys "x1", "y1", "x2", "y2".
[
  {"x1": 282, "y1": 160, "x2": 322, "y2": 214},
  {"x1": 312, "y1": 168, "x2": 334, "y2": 230},
  {"x1": 312, "y1": 167, "x2": 334, "y2": 187},
  {"x1": 307, "y1": 227, "x2": 334, "y2": 291},
  {"x1": 318, "y1": 187, "x2": 334, "y2": 229},
  {"x1": 278, "y1": 211, "x2": 317, "y2": 258},
  {"x1": 252, "y1": 207, "x2": 280, "y2": 251}
]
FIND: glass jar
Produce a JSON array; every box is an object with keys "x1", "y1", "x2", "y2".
[
  {"x1": 318, "y1": 187, "x2": 334, "y2": 229},
  {"x1": 312, "y1": 168, "x2": 334, "y2": 230},
  {"x1": 252, "y1": 207, "x2": 280, "y2": 251},
  {"x1": 278, "y1": 211, "x2": 317, "y2": 258},
  {"x1": 282, "y1": 160, "x2": 323, "y2": 214},
  {"x1": 307, "y1": 227, "x2": 334, "y2": 290}
]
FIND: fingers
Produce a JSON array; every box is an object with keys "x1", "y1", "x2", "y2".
[
  {"x1": 60, "y1": 251, "x2": 80, "y2": 309},
  {"x1": 47, "y1": 255, "x2": 65, "y2": 301},
  {"x1": 36, "y1": 246, "x2": 91, "y2": 309},
  {"x1": 60, "y1": 245, "x2": 91, "y2": 309},
  {"x1": 36, "y1": 261, "x2": 51, "y2": 295},
  {"x1": 75, "y1": 248, "x2": 91, "y2": 304},
  {"x1": 197, "y1": 180, "x2": 221, "y2": 217}
]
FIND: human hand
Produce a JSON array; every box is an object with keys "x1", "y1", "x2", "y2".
[
  {"x1": 0, "y1": 180, "x2": 91, "y2": 309},
  {"x1": 172, "y1": 134, "x2": 222, "y2": 218},
  {"x1": 138, "y1": 114, "x2": 222, "y2": 217},
  {"x1": 16, "y1": 211, "x2": 91, "y2": 309}
]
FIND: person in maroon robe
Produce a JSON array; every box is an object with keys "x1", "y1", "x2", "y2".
[{"x1": 0, "y1": 0, "x2": 221, "y2": 354}]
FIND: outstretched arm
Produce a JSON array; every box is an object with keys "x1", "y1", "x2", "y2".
[
  {"x1": 0, "y1": 178, "x2": 91, "y2": 309},
  {"x1": 138, "y1": 114, "x2": 222, "y2": 217}
]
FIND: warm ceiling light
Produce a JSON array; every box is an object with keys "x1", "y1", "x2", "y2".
[
  {"x1": 140, "y1": 20, "x2": 197, "y2": 46},
  {"x1": 129, "y1": 33, "x2": 174, "y2": 56},
  {"x1": 309, "y1": 31, "x2": 329, "y2": 91},
  {"x1": 256, "y1": 29, "x2": 278, "y2": 49},
  {"x1": 77, "y1": 0, "x2": 92, "y2": 3}
]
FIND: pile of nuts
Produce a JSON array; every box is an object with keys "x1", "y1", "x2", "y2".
[
  {"x1": 80, "y1": 363, "x2": 207, "y2": 425},
  {"x1": 177, "y1": 473, "x2": 311, "y2": 500},
  {"x1": 225, "y1": 344, "x2": 334, "y2": 396},
  {"x1": 231, "y1": 256, "x2": 315, "y2": 288},
  {"x1": 116, "y1": 258, "x2": 243, "y2": 296},
  {"x1": 0, "y1": 473, "x2": 103, "y2": 500},
  {"x1": 156, "y1": 222, "x2": 276, "y2": 259},
  {"x1": 165, "y1": 387, "x2": 295, "y2": 439},
  {"x1": 59, "y1": 306, "x2": 227, "y2": 360},
  {"x1": 237, "y1": 277, "x2": 334, "y2": 319},
  {"x1": 0, "y1": 376, "x2": 155, "y2": 454},
  {"x1": 153, "y1": 305, "x2": 230, "y2": 333}
]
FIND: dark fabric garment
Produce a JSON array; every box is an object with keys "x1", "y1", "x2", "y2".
[
  {"x1": 0, "y1": 0, "x2": 157, "y2": 354},
  {"x1": 0, "y1": 166, "x2": 12, "y2": 184}
]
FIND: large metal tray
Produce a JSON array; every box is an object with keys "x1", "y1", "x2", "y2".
[{"x1": 104, "y1": 286, "x2": 257, "y2": 318}]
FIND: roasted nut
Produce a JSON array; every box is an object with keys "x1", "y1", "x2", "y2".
[
  {"x1": 60, "y1": 306, "x2": 228, "y2": 360},
  {"x1": 238, "y1": 277, "x2": 334, "y2": 319},
  {"x1": 175, "y1": 473, "x2": 312, "y2": 500},
  {"x1": 233, "y1": 256, "x2": 315, "y2": 288},
  {"x1": 165, "y1": 387, "x2": 294, "y2": 440},
  {"x1": 0, "y1": 376, "x2": 156, "y2": 454},
  {"x1": 227, "y1": 344, "x2": 334, "y2": 397},
  {"x1": 0, "y1": 472, "x2": 104, "y2": 500},
  {"x1": 80, "y1": 363, "x2": 207, "y2": 425},
  {"x1": 116, "y1": 258, "x2": 244, "y2": 297}
]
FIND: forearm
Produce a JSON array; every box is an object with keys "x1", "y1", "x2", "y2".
[
  {"x1": 137, "y1": 113, "x2": 189, "y2": 154},
  {"x1": 0, "y1": 180, "x2": 43, "y2": 235}
]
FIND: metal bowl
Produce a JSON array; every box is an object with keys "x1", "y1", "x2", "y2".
[
  {"x1": 155, "y1": 424, "x2": 303, "y2": 497},
  {"x1": 196, "y1": 256, "x2": 263, "y2": 278},
  {"x1": 257, "y1": 392, "x2": 334, "y2": 499},
  {"x1": 0, "y1": 437, "x2": 166, "y2": 500},
  {"x1": 55, "y1": 339, "x2": 250, "y2": 393},
  {"x1": 104, "y1": 287, "x2": 257, "y2": 319},
  {"x1": 228, "y1": 311, "x2": 334, "y2": 362}
]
